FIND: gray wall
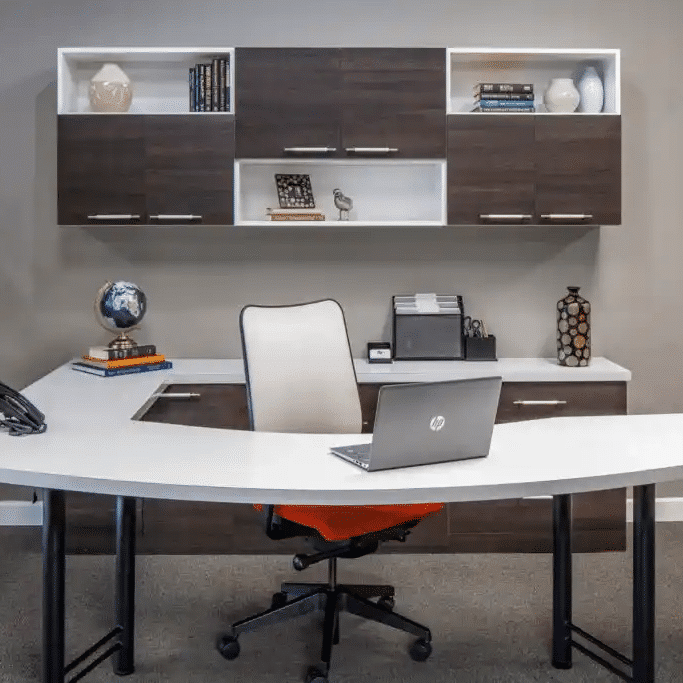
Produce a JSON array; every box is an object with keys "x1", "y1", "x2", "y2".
[{"x1": 1, "y1": 1, "x2": 682, "y2": 494}]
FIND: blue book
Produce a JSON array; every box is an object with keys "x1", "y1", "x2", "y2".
[
  {"x1": 71, "y1": 360, "x2": 173, "y2": 377},
  {"x1": 476, "y1": 99, "x2": 536, "y2": 109}
]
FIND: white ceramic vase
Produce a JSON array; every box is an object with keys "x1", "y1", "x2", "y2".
[
  {"x1": 577, "y1": 66, "x2": 604, "y2": 113},
  {"x1": 89, "y1": 63, "x2": 132, "y2": 113},
  {"x1": 544, "y1": 78, "x2": 580, "y2": 113}
]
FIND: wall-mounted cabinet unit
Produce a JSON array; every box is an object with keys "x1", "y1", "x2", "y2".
[
  {"x1": 235, "y1": 159, "x2": 446, "y2": 227},
  {"x1": 235, "y1": 48, "x2": 446, "y2": 159},
  {"x1": 56, "y1": 47, "x2": 621, "y2": 227},
  {"x1": 57, "y1": 48, "x2": 235, "y2": 226}
]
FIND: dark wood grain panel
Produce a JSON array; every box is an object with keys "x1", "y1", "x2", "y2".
[
  {"x1": 235, "y1": 48, "x2": 341, "y2": 157},
  {"x1": 339, "y1": 48, "x2": 446, "y2": 157},
  {"x1": 58, "y1": 115, "x2": 146, "y2": 224},
  {"x1": 144, "y1": 116, "x2": 235, "y2": 224},
  {"x1": 447, "y1": 115, "x2": 535, "y2": 224},
  {"x1": 535, "y1": 115, "x2": 621, "y2": 224}
]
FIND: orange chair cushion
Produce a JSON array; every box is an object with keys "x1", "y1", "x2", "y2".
[{"x1": 254, "y1": 503, "x2": 444, "y2": 541}]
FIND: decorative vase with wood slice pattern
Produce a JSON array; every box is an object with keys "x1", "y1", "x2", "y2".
[{"x1": 557, "y1": 286, "x2": 590, "y2": 366}]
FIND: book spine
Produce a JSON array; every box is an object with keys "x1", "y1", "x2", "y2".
[
  {"x1": 204, "y1": 63, "x2": 212, "y2": 112},
  {"x1": 219, "y1": 58, "x2": 228, "y2": 112},
  {"x1": 189, "y1": 68, "x2": 196, "y2": 112},
  {"x1": 88, "y1": 344, "x2": 157, "y2": 360},
  {"x1": 224, "y1": 53, "x2": 231, "y2": 112},
  {"x1": 194, "y1": 66, "x2": 201, "y2": 112},
  {"x1": 474, "y1": 83, "x2": 534, "y2": 94},
  {"x1": 211, "y1": 58, "x2": 221, "y2": 112},
  {"x1": 72, "y1": 361, "x2": 173, "y2": 377},
  {"x1": 476, "y1": 99, "x2": 536, "y2": 109},
  {"x1": 475, "y1": 92, "x2": 534, "y2": 101},
  {"x1": 472, "y1": 106, "x2": 536, "y2": 112},
  {"x1": 197, "y1": 64, "x2": 206, "y2": 112}
]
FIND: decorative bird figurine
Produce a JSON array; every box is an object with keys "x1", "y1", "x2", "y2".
[{"x1": 333, "y1": 188, "x2": 353, "y2": 221}]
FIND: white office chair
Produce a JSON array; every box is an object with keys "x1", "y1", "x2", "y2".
[{"x1": 217, "y1": 299, "x2": 441, "y2": 683}]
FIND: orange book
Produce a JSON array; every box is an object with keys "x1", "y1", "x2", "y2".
[{"x1": 80, "y1": 354, "x2": 166, "y2": 369}]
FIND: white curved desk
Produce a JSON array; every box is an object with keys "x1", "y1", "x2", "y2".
[{"x1": 0, "y1": 359, "x2": 670, "y2": 683}]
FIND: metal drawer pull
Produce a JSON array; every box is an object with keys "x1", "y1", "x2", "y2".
[
  {"x1": 345, "y1": 147, "x2": 399, "y2": 154},
  {"x1": 283, "y1": 147, "x2": 337, "y2": 153},
  {"x1": 540, "y1": 213, "x2": 594, "y2": 221},
  {"x1": 480, "y1": 214, "x2": 533, "y2": 221},
  {"x1": 150, "y1": 214, "x2": 202, "y2": 221},
  {"x1": 513, "y1": 400, "x2": 568, "y2": 406},
  {"x1": 87, "y1": 214, "x2": 141, "y2": 220},
  {"x1": 152, "y1": 392, "x2": 201, "y2": 399}
]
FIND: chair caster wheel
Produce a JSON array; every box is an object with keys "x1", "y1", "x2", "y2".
[
  {"x1": 217, "y1": 634, "x2": 240, "y2": 660},
  {"x1": 305, "y1": 666, "x2": 328, "y2": 683},
  {"x1": 377, "y1": 596, "x2": 395, "y2": 611},
  {"x1": 409, "y1": 638, "x2": 432, "y2": 662},
  {"x1": 272, "y1": 591, "x2": 288, "y2": 608}
]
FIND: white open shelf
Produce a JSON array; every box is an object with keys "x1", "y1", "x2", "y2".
[
  {"x1": 58, "y1": 47, "x2": 235, "y2": 115},
  {"x1": 447, "y1": 48, "x2": 620, "y2": 115},
  {"x1": 235, "y1": 159, "x2": 447, "y2": 227}
]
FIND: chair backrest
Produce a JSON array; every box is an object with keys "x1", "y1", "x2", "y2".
[{"x1": 240, "y1": 299, "x2": 363, "y2": 434}]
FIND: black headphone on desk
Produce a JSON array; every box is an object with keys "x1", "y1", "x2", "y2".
[{"x1": 0, "y1": 381, "x2": 47, "y2": 436}]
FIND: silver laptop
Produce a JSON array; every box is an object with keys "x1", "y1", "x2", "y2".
[{"x1": 330, "y1": 377, "x2": 502, "y2": 471}]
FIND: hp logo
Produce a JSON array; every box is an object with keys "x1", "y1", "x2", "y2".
[{"x1": 429, "y1": 415, "x2": 446, "y2": 432}]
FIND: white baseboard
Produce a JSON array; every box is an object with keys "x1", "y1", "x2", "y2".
[
  {"x1": 626, "y1": 497, "x2": 683, "y2": 523},
  {"x1": 1, "y1": 497, "x2": 682, "y2": 528},
  {"x1": 0, "y1": 500, "x2": 43, "y2": 526}
]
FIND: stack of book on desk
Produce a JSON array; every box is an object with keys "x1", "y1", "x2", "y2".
[
  {"x1": 71, "y1": 345, "x2": 172, "y2": 377},
  {"x1": 472, "y1": 83, "x2": 535, "y2": 112}
]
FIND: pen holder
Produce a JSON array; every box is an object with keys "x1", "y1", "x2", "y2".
[{"x1": 465, "y1": 335, "x2": 497, "y2": 361}]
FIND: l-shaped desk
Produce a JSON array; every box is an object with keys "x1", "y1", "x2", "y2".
[{"x1": 2, "y1": 357, "x2": 680, "y2": 683}]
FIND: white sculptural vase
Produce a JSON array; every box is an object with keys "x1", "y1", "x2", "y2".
[
  {"x1": 544, "y1": 78, "x2": 580, "y2": 113},
  {"x1": 577, "y1": 66, "x2": 604, "y2": 113},
  {"x1": 89, "y1": 63, "x2": 132, "y2": 113}
]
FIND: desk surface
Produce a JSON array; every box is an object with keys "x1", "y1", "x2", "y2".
[{"x1": 2, "y1": 357, "x2": 665, "y2": 507}]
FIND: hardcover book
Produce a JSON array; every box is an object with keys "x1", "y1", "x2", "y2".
[
  {"x1": 475, "y1": 99, "x2": 536, "y2": 109},
  {"x1": 87, "y1": 344, "x2": 157, "y2": 361},
  {"x1": 71, "y1": 360, "x2": 173, "y2": 377},
  {"x1": 211, "y1": 58, "x2": 221, "y2": 112},
  {"x1": 475, "y1": 92, "x2": 534, "y2": 101},
  {"x1": 80, "y1": 354, "x2": 166, "y2": 369},
  {"x1": 474, "y1": 83, "x2": 534, "y2": 94}
]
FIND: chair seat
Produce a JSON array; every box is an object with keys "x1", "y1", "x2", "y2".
[{"x1": 255, "y1": 503, "x2": 443, "y2": 541}]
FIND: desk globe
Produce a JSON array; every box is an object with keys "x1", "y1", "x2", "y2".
[{"x1": 95, "y1": 280, "x2": 147, "y2": 350}]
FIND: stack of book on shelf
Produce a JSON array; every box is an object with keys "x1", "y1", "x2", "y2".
[
  {"x1": 71, "y1": 344, "x2": 172, "y2": 377},
  {"x1": 189, "y1": 56, "x2": 231, "y2": 112},
  {"x1": 472, "y1": 83, "x2": 535, "y2": 112}
]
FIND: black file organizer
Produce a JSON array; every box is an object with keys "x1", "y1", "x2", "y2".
[
  {"x1": 464, "y1": 335, "x2": 497, "y2": 361},
  {"x1": 392, "y1": 295, "x2": 464, "y2": 360}
]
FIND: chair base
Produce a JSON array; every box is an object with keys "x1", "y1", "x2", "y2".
[{"x1": 221, "y1": 580, "x2": 432, "y2": 681}]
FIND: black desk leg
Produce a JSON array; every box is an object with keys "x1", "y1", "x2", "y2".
[
  {"x1": 114, "y1": 496, "x2": 136, "y2": 675},
  {"x1": 552, "y1": 493, "x2": 572, "y2": 669},
  {"x1": 632, "y1": 484, "x2": 655, "y2": 683},
  {"x1": 42, "y1": 489, "x2": 66, "y2": 683}
]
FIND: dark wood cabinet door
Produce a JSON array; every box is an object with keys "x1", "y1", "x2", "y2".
[
  {"x1": 235, "y1": 48, "x2": 341, "y2": 158},
  {"x1": 144, "y1": 116, "x2": 235, "y2": 224},
  {"x1": 58, "y1": 115, "x2": 146, "y2": 225},
  {"x1": 339, "y1": 48, "x2": 446, "y2": 158},
  {"x1": 447, "y1": 115, "x2": 535, "y2": 224},
  {"x1": 535, "y1": 115, "x2": 621, "y2": 225}
]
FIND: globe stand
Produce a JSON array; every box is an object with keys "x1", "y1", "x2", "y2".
[{"x1": 107, "y1": 331, "x2": 138, "y2": 351}]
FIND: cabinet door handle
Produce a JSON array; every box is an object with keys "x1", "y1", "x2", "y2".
[
  {"x1": 87, "y1": 214, "x2": 141, "y2": 221},
  {"x1": 512, "y1": 400, "x2": 568, "y2": 406},
  {"x1": 149, "y1": 214, "x2": 202, "y2": 221},
  {"x1": 480, "y1": 214, "x2": 533, "y2": 221},
  {"x1": 344, "y1": 147, "x2": 399, "y2": 155},
  {"x1": 540, "y1": 213, "x2": 594, "y2": 221},
  {"x1": 283, "y1": 147, "x2": 337, "y2": 154}
]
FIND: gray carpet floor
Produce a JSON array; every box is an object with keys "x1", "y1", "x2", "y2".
[{"x1": 1, "y1": 524, "x2": 682, "y2": 682}]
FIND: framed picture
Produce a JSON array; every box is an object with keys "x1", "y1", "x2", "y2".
[{"x1": 275, "y1": 174, "x2": 315, "y2": 209}]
